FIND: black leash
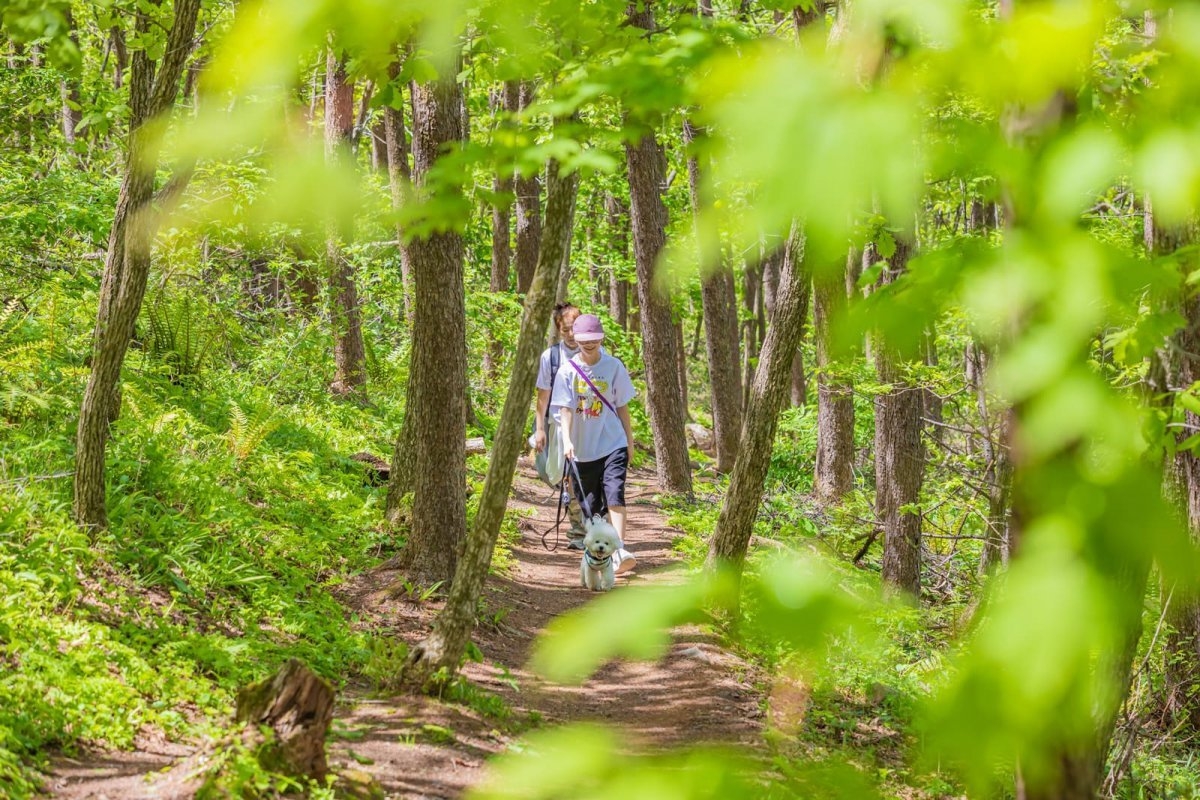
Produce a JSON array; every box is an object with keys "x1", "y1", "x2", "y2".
[{"x1": 539, "y1": 457, "x2": 594, "y2": 551}]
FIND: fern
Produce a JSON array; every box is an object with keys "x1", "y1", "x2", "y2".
[
  {"x1": 142, "y1": 291, "x2": 218, "y2": 384},
  {"x1": 226, "y1": 401, "x2": 279, "y2": 460},
  {"x1": 0, "y1": 300, "x2": 53, "y2": 418}
]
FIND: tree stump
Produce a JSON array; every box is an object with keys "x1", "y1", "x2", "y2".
[{"x1": 235, "y1": 659, "x2": 334, "y2": 781}]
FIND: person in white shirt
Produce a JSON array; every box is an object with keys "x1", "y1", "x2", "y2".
[{"x1": 551, "y1": 314, "x2": 637, "y2": 573}]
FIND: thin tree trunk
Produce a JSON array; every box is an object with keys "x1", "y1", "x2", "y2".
[
  {"x1": 874, "y1": 235, "x2": 924, "y2": 597},
  {"x1": 59, "y1": 10, "x2": 82, "y2": 147},
  {"x1": 111, "y1": 25, "x2": 127, "y2": 90},
  {"x1": 706, "y1": 226, "x2": 809, "y2": 582},
  {"x1": 1148, "y1": 198, "x2": 1200, "y2": 731},
  {"x1": 605, "y1": 192, "x2": 630, "y2": 329},
  {"x1": 813, "y1": 248, "x2": 855, "y2": 506},
  {"x1": 484, "y1": 82, "x2": 518, "y2": 384},
  {"x1": 383, "y1": 58, "x2": 413, "y2": 324},
  {"x1": 969, "y1": 341, "x2": 1012, "y2": 574},
  {"x1": 390, "y1": 62, "x2": 468, "y2": 586},
  {"x1": 922, "y1": 327, "x2": 943, "y2": 442},
  {"x1": 75, "y1": 0, "x2": 202, "y2": 530},
  {"x1": 403, "y1": 160, "x2": 580, "y2": 684},
  {"x1": 513, "y1": 82, "x2": 542, "y2": 294},
  {"x1": 626, "y1": 129, "x2": 692, "y2": 496},
  {"x1": 326, "y1": 48, "x2": 367, "y2": 399},
  {"x1": 683, "y1": 117, "x2": 742, "y2": 473}
]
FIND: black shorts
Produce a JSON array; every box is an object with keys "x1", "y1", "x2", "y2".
[{"x1": 570, "y1": 447, "x2": 628, "y2": 521}]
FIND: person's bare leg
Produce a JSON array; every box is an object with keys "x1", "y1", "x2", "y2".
[
  {"x1": 608, "y1": 505, "x2": 627, "y2": 542},
  {"x1": 608, "y1": 505, "x2": 636, "y2": 573}
]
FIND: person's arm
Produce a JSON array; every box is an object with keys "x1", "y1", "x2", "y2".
[
  {"x1": 534, "y1": 388, "x2": 551, "y2": 452},
  {"x1": 617, "y1": 405, "x2": 634, "y2": 453},
  {"x1": 560, "y1": 406, "x2": 575, "y2": 462}
]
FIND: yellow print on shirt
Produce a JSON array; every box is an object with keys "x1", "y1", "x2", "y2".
[{"x1": 574, "y1": 375, "x2": 610, "y2": 419}]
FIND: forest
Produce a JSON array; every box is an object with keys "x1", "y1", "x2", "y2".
[{"x1": 3, "y1": 0, "x2": 1200, "y2": 797}]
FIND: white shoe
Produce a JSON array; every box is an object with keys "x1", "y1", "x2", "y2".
[{"x1": 614, "y1": 547, "x2": 636, "y2": 574}]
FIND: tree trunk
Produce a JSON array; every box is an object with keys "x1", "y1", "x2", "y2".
[
  {"x1": 813, "y1": 248, "x2": 855, "y2": 506},
  {"x1": 59, "y1": 10, "x2": 82, "y2": 147},
  {"x1": 234, "y1": 660, "x2": 334, "y2": 781},
  {"x1": 874, "y1": 235, "x2": 924, "y2": 597},
  {"x1": 484, "y1": 82, "x2": 518, "y2": 384},
  {"x1": 683, "y1": 117, "x2": 742, "y2": 473},
  {"x1": 741, "y1": 261, "x2": 763, "y2": 411},
  {"x1": 1148, "y1": 201, "x2": 1200, "y2": 731},
  {"x1": 706, "y1": 226, "x2": 809, "y2": 581},
  {"x1": 968, "y1": 341, "x2": 1013, "y2": 574},
  {"x1": 403, "y1": 160, "x2": 579, "y2": 684},
  {"x1": 626, "y1": 129, "x2": 692, "y2": 496},
  {"x1": 392, "y1": 63, "x2": 468, "y2": 587},
  {"x1": 605, "y1": 192, "x2": 630, "y2": 329},
  {"x1": 922, "y1": 327, "x2": 943, "y2": 442},
  {"x1": 74, "y1": 0, "x2": 201, "y2": 530},
  {"x1": 383, "y1": 57, "x2": 414, "y2": 324},
  {"x1": 326, "y1": 49, "x2": 367, "y2": 399},
  {"x1": 513, "y1": 82, "x2": 542, "y2": 295}
]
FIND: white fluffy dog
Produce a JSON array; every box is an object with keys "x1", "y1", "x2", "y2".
[{"x1": 580, "y1": 515, "x2": 620, "y2": 591}]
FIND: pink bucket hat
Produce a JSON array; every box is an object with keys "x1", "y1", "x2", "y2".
[{"x1": 572, "y1": 314, "x2": 605, "y2": 342}]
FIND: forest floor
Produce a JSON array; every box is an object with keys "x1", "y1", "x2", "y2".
[{"x1": 44, "y1": 460, "x2": 766, "y2": 799}]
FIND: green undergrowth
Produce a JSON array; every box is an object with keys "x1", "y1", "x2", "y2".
[
  {"x1": 664, "y1": 458, "x2": 966, "y2": 799},
  {"x1": 0, "y1": 274, "x2": 415, "y2": 795}
]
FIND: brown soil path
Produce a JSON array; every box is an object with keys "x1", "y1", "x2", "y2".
[{"x1": 45, "y1": 462, "x2": 764, "y2": 799}]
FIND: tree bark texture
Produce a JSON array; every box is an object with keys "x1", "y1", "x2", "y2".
[
  {"x1": 325, "y1": 49, "x2": 367, "y2": 399},
  {"x1": 682, "y1": 117, "x2": 742, "y2": 473},
  {"x1": 513, "y1": 82, "x2": 542, "y2": 295},
  {"x1": 706, "y1": 226, "x2": 809, "y2": 580},
  {"x1": 234, "y1": 660, "x2": 334, "y2": 781},
  {"x1": 874, "y1": 236, "x2": 924, "y2": 597},
  {"x1": 813, "y1": 251, "x2": 855, "y2": 506},
  {"x1": 394, "y1": 66, "x2": 468, "y2": 587},
  {"x1": 59, "y1": 10, "x2": 82, "y2": 147},
  {"x1": 626, "y1": 130, "x2": 693, "y2": 496},
  {"x1": 404, "y1": 161, "x2": 580, "y2": 684},
  {"x1": 74, "y1": 0, "x2": 201, "y2": 530}
]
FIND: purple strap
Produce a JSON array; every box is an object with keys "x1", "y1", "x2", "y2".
[{"x1": 568, "y1": 359, "x2": 619, "y2": 416}]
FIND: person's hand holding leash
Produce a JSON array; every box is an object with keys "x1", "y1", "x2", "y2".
[{"x1": 562, "y1": 438, "x2": 575, "y2": 462}]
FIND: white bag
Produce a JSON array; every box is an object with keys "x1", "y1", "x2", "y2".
[{"x1": 534, "y1": 417, "x2": 565, "y2": 486}]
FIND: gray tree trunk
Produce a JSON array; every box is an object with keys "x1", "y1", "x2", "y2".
[
  {"x1": 484, "y1": 82, "x2": 519, "y2": 384},
  {"x1": 383, "y1": 56, "x2": 413, "y2": 323},
  {"x1": 74, "y1": 0, "x2": 202, "y2": 530},
  {"x1": 390, "y1": 63, "x2": 468, "y2": 587},
  {"x1": 326, "y1": 49, "x2": 367, "y2": 399},
  {"x1": 812, "y1": 248, "x2": 855, "y2": 507},
  {"x1": 403, "y1": 160, "x2": 579, "y2": 685},
  {"x1": 513, "y1": 82, "x2": 542, "y2": 294},
  {"x1": 682, "y1": 117, "x2": 742, "y2": 473},
  {"x1": 874, "y1": 235, "x2": 924, "y2": 597},
  {"x1": 626, "y1": 129, "x2": 692, "y2": 496},
  {"x1": 706, "y1": 226, "x2": 809, "y2": 584}
]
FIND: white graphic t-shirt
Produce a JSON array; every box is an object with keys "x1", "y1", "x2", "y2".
[{"x1": 550, "y1": 352, "x2": 636, "y2": 462}]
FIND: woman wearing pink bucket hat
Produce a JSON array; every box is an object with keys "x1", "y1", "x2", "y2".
[{"x1": 550, "y1": 314, "x2": 638, "y2": 575}]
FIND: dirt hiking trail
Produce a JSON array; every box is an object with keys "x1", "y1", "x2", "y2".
[{"x1": 47, "y1": 462, "x2": 765, "y2": 799}]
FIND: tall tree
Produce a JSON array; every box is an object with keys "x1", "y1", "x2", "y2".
[
  {"x1": 512, "y1": 82, "x2": 542, "y2": 294},
  {"x1": 59, "y1": 8, "x2": 82, "y2": 148},
  {"x1": 390, "y1": 60, "x2": 468, "y2": 586},
  {"x1": 812, "y1": 247, "x2": 855, "y2": 507},
  {"x1": 873, "y1": 234, "x2": 924, "y2": 596},
  {"x1": 74, "y1": 0, "x2": 202, "y2": 529},
  {"x1": 484, "y1": 82, "x2": 518, "y2": 383},
  {"x1": 604, "y1": 191, "x2": 630, "y2": 329},
  {"x1": 403, "y1": 159, "x2": 580, "y2": 683},
  {"x1": 325, "y1": 48, "x2": 367, "y2": 398},
  {"x1": 706, "y1": 226, "x2": 809, "y2": 583},
  {"x1": 383, "y1": 55, "x2": 413, "y2": 323},
  {"x1": 683, "y1": 117, "x2": 742, "y2": 473},
  {"x1": 625, "y1": 1, "x2": 692, "y2": 496}
]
